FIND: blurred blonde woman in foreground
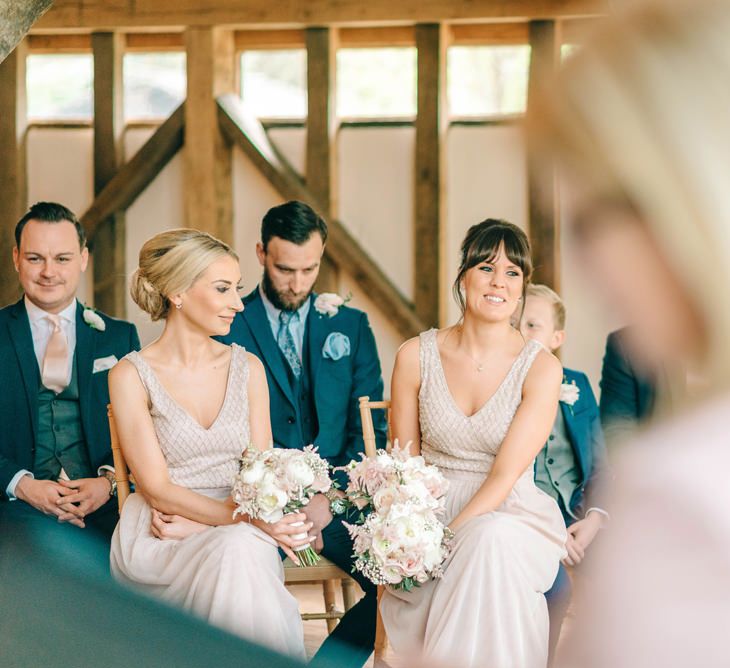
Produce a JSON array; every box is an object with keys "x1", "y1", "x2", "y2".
[{"x1": 529, "y1": 1, "x2": 730, "y2": 665}]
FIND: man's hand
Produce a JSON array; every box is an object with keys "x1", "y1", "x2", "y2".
[
  {"x1": 15, "y1": 476, "x2": 86, "y2": 527},
  {"x1": 562, "y1": 513, "x2": 604, "y2": 566},
  {"x1": 150, "y1": 509, "x2": 208, "y2": 541},
  {"x1": 301, "y1": 493, "x2": 334, "y2": 534},
  {"x1": 54, "y1": 477, "x2": 112, "y2": 524}
]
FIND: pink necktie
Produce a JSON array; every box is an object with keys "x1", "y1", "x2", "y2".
[{"x1": 42, "y1": 314, "x2": 69, "y2": 393}]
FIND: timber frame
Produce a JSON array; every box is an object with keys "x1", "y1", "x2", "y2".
[{"x1": 0, "y1": 2, "x2": 607, "y2": 323}]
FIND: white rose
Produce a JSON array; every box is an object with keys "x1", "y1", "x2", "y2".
[
  {"x1": 285, "y1": 458, "x2": 315, "y2": 488},
  {"x1": 560, "y1": 381, "x2": 580, "y2": 406},
  {"x1": 314, "y1": 292, "x2": 346, "y2": 317},
  {"x1": 82, "y1": 308, "x2": 106, "y2": 331},
  {"x1": 257, "y1": 484, "x2": 287, "y2": 523},
  {"x1": 241, "y1": 459, "x2": 267, "y2": 485}
]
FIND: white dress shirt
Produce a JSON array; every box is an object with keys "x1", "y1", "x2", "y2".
[{"x1": 5, "y1": 298, "x2": 78, "y2": 499}]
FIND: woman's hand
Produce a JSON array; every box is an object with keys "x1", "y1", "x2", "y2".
[
  {"x1": 253, "y1": 512, "x2": 315, "y2": 565},
  {"x1": 150, "y1": 508, "x2": 209, "y2": 541}
]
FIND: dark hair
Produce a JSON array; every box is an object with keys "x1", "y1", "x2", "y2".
[
  {"x1": 15, "y1": 202, "x2": 86, "y2": 249},
  {"x1": 453, "y1": 218, "x2": 533, "y2": 315},
  {"x1": 261, "y1": 200, "x2": 328, "y2": 251}
]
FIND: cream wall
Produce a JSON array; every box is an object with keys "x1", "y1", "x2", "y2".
[{"x1": 25, "y1": 122, "x2": 612, "y2": 395}]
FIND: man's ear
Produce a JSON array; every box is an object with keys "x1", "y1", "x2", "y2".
[
  {"x1": 12, "y1": 247, "x2": 19, "y2": 273},
  {"x1": 255, "y1": 242, "x2": 266, "y2": 267},
  {"x1": 80, "y1": 246, "x2": 90, "y2": 272}
]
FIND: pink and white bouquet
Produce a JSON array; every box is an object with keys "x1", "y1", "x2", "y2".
[
  {"x1": 340, "y1": 442, "x2": 453, "y2": 591},
  {"x1": 232, "y1": 445, "x2": 333, "y2": 566}
]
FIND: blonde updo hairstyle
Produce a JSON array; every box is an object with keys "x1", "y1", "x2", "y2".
[{"x1": 130, "y1": 229, "x2": 239, "y2": 321}]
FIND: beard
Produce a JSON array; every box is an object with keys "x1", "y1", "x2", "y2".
[{"x1": 262, "y1": 269, "x2": 311, "y2": 312}]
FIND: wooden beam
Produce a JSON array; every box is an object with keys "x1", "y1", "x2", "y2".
[
  {"x1": 184, "y1": 27, "x2": 235, "y2": 244},
  {"x1": 126, "y1": 32, "x2": 184, "y2": 51},
  {"x1": 92, "y1": 32, "x2": 126, "y2": 317},
  {"x1": 0, "y1": 41, "x2": 27, "y2": 305},
  {"x1": 306, "y1": 26, "x2": 340, "y2": 293},
  {"x1": 81, "y1": 103, "x2": 185, "y2": 240},
  {"x1": 0, "y1": 0, "x2": 52, "y2": 62},
  {"x1": 450, "y1": 22, "x2": 529, "y2": 45},
  {"x1": 217, "y1": 93, "x2": 425, "y2": 339},
  {"x1": 339, "y1": 26, "x2": 415, "y2": 47},
  {"x1": 414, "y1": 24, "x2": 446, "y2": 327},
  {"x1": 27, "y1": 33, "x2": 91, "y2": 52},
  {"x1": 37, "y1": 0, "x2": 609, "y2": 30},
  {"x1": 235, "y1": 29, "x2": 305, "y2": 50},
  {"x1": 527, "y1": 19, "x2": 560, "y2": 289}
]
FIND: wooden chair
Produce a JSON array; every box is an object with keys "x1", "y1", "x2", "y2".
[
  {"x1": 358, "y1": 395, "x2": 392, "y2": 660},
  {"x1": 107, "y1": 404, "x2": 357, "y2": 634}
]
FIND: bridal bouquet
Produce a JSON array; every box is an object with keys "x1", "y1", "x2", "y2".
[
  {"x1": 231, "y1": 445, "x2": 333, "y2": 566},
  {"x1": 339, "y1": 443, "x2": 454, "y2": 591}
]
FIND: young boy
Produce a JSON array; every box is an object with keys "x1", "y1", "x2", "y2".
[{"x1": 519, "y1": 284, "x2": 610, "y2": 658}]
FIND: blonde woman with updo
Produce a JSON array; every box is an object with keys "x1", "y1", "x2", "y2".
[{"x1": 108, "y1": 229, "x2": 306, "y2": 658}]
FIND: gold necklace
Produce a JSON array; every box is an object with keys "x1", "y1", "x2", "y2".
[{"x1": 462, "y1": 348, "x2": 488, "y2": 373}]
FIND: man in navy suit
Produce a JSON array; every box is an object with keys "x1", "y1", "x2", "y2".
[
  {"x1": 520, "y1": 284, "x2": 610, "y2": 662},
  {"x1": 599, "y1": 327, "x2": 658, "y2": 444},
  {"x1": 0, "y1": 202, "x2": 140, "y2": 539},
  {"x1": 220, "y1": 201, "x2": 386, "y2": 668}
]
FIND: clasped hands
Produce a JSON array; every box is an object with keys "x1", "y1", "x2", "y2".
[
  {"x1": 148, "y1": 493, "x2": 336, "y2": 565},
  {"x1": 15, "y1": 475, "x2": 112, "y2": 528}
]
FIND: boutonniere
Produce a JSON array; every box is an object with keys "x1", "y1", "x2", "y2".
[
  {"x1": 314, "y1": 292, "x2": 351, "y2": 318},
  {"x1": 82, "y1": 307, "x2": 106, "y2": 332},
  {"x1": 560, "y1": 378, "x2": 580, "y2": 407}
]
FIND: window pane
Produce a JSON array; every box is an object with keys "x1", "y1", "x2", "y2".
[
  {"x1": 240, "y1": 50, "x2": 307, "y2": 118},
  {"x1": 124, "y1": 52, "x2": 186, "y2": 120},
  {"x1": 447, "y1": 46, "x2": 530, "y2": 117},
  {"x1": 337, "y1": 48, "x2": 416, "y2": 118},
  {"x1": 27, "y1": 54, "x2": 93, "y2": 120}
]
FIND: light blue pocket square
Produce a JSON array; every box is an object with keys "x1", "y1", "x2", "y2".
[{"x1": 322, "y1": 332, "x2": 351, "y2": 361}]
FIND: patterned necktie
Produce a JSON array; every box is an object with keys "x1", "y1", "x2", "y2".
[
  {"x1": 277, "y1": 310, "x2": 301, "y2": 379},
  {"x1": 42, "y1": 313, "x2": 69, "y2": 393}
]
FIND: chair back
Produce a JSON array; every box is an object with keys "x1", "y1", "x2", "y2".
[
  {"x1": 358, "y1": 396, "x2": 392, "y2": 457},
  {"x1": 107, "y1": 403, "x2": 131, "y2": 512}
]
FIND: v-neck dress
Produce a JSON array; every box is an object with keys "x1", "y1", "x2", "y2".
[
  {"x1": 380, "y1": 329, "x2": 567, "y2": 668},
  {"x1": 109, "y1": 344, "x2": 305, "y2": 659}
]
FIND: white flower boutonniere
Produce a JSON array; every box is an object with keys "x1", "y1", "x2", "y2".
[
  {"x1": 314, "y1": 292, "x2": 351, "y2": 318},
  {"x1": 83, "y1": 307, "x2": 106, "y2": 332},
  {"x1": 560, "y1": 379, "x2": 580, "y2": 406}
]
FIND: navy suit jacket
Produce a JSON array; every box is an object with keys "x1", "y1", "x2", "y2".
[
  {"x1": 0, "y1": 299, "x2": 140, "y2": 498},
  {"x1": 220, "y1": 289, "x2": 387, "y2": 481},
  {"x1": 560, "y1": 367, "x2": 610, "y2": 519},
  {"x1": 599, "y1": 328, "x2": 656, "y2": 441}
]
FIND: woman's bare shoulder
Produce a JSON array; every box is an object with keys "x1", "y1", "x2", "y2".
[{"x1": 525, "y1": 346, "x2": 563, "y2": 389}]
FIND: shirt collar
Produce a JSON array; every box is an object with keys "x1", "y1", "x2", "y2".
[
  {"x1": 258, "y1": 284, "x2": 311, "y2": 325},
  {"x1": 24, "y1": 296, "x2": 77, "y2": 326}
]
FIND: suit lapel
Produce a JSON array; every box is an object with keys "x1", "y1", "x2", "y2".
[
  {"x1": 306, "y1": 294, "x2": 328, "y2": 393},
  {"x1": 75, "y1": 301, "x2": 96, "y2": 443},
  {"x1": 243, "y1": 291, "x2": 296, "y2": 408},
  {"x1": 560, "y1": 400, "x2": 590, "y2": 482},
  {"x1": 8, "y1": 299, "x2": 41, "y2": 440}
]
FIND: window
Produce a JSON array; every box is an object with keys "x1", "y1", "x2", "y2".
[
  {"x1": 337, "y1": 48, "x2": 416, "y2": 118},
  {"x1": 124, "y1": 52, "x2": 186, "y2": 120},
  {"x1": 240, "y1": 50, "x2": 307, "y2": 118},
  {"x1": 447, "y1": 46, "x2": 531, "y2": 117},
  {"x1": 27, "y1": 54, "x2": 93, "y2": 120}
]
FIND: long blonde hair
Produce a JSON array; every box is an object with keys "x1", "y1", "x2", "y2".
[{"x1": 529, "y1": 0, "x2": 730, "y2": 393}]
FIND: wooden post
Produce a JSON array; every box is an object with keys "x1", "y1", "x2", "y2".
[
  {"x1": 184, "y1": 27, "x2": 234, "y2": 244},
  {"x1": 306, "y1": 26, "x2": 340, "y2": 294},
  {"x1": 0, "y1": 41, "x2": 27, "y2": 306},
  {"x1": 415, "y1": 23, "x2": 446, "y2": 327},
  {"x1": 92, "y1": 31, "x2": 126, "y2": 317},
  {"x1": 527, "y1": 20, "x2": 561, "y2": 290}
]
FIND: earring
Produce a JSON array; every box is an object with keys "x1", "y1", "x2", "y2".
[{"x1": 175, "y1": 302, "x2": 182, "y2": 310}]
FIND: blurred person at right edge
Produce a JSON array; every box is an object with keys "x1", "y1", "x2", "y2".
[{"x1": 528, "y1": 1, "x2": 730, "y2": 666}]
